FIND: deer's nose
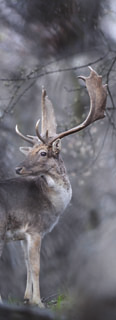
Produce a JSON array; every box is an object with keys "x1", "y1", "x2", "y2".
[{"x1": 15, "y1": 167, "x2": 23, "y2": 175}]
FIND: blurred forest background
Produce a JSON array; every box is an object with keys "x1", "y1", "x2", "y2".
[{"x1": 1, "y1": 0, "x2": 116, "y2": 319}]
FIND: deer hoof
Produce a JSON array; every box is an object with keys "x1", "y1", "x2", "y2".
[
  {"x1": 24, "y1": 298, "x2": 45, "y2": 308},
  {"x1": 31, "y1": 299, "x2": 45, "y2": 308},
  {"x1": 38, "y1": 301, "x2": 45, "y2": 308},
  {"x1": 24, "y1": 298, "x2": 30, "y2": 305}
]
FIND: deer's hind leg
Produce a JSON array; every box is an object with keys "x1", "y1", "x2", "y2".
[{"x1": 21, "y1": 236, "x2": 33, "y2": 303}]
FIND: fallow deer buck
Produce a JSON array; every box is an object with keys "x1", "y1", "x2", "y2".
[{"x1": 0, "y1": 67, "x2": 107, "y2": 307}]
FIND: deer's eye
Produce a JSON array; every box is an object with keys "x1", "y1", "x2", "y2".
[{"x1": 40, "y1": 151, "x2": 47, "y2": 157}]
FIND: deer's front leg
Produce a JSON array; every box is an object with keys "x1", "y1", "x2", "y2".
[
  {"x1": 22, "y1": 238, "x2": 33, "y2": 303},
  {"x1": 28, "y1": 233, "x2": 44, "y2": 308}
]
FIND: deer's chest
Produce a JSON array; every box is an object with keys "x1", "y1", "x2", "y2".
[
  {"x1": 44, "y1": 181, "x2": 72, "y2": 234},
  {"x1": 51, "y1": 185, "x2": 72, "y2": 213},
  {"x1": 47, "y1": 175, "x2": 72, "y2": 214}
]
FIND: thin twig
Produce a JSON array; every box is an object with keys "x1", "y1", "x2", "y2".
[{"x1": 0, "y1": 52, "x2": 109, "y2": 82}]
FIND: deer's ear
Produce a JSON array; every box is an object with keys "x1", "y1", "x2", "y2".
[
  {"x1": 52, "y1": 139, "x2": 61, "y2": 153},
  {"x1": 19, "y1": 147, "x2": 32, "y2": 155}
]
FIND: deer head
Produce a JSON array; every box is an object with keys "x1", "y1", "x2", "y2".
[
  {"x1": 15, "y1": 67, "x2": 107, "y2": 176},
  {"x1": 15, "y1": 86, "x2": 62, "y2": 176}
]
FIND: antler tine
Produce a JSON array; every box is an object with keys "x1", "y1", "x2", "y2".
[
  {"x1": 27, "y1": 135, "x2": 39, "y2": 143},
  {"x1": 49, "y1": 67, "x2": 107, "y2": 145},
  {"x1": 41, "y1": 86, "x2": 47, "y2": 136},
  {"x1": 15, "y1": 125, "x2": 35, "y2": 145},
  {"x1": 35, "y1": 119, "x2": 46, "y2": 144}
]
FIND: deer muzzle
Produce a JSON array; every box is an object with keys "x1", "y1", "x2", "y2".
[
  {"x1": 15, "y1": 166, "x2": 24, "y2": 175},
  {"x1": 15, "y1": 166, "x2": 34, "y2": 176}
]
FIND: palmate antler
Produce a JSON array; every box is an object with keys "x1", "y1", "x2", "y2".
[
  {"x1": 16, "y1": 67, "x2": 107, "y2": 145},
  {"x1": 35, "y1": 86, "x2": 57, "y2": 142},
  {"x1": 16, "y1": 87, "x2": 57, "y2": 145},
  {"x1": 48, "y1": 66, "x2": 107, "y2": 145}
]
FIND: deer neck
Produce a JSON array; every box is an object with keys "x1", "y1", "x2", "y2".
[{"x1": 41, "y1": 158, "x2": 72, "y2": 214}]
